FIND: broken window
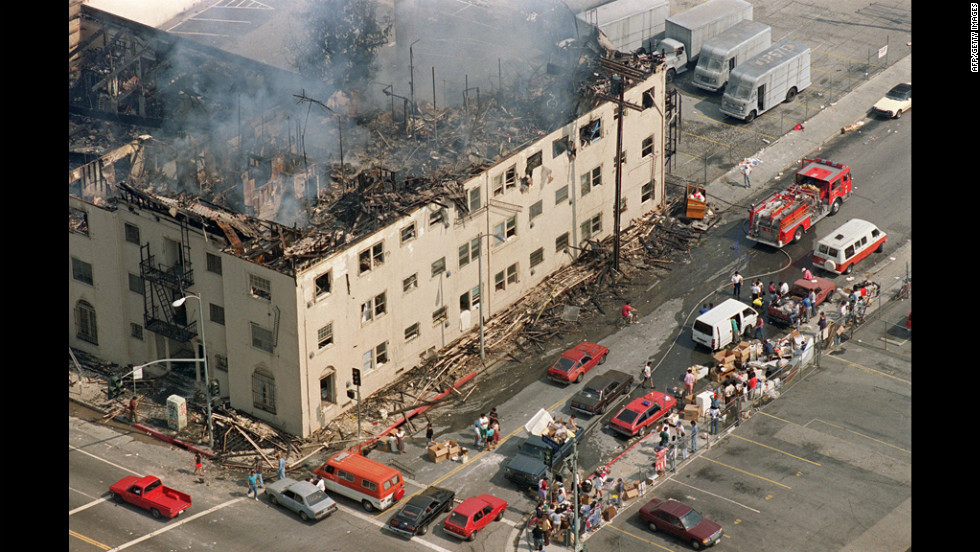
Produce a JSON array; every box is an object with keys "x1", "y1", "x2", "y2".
[
  {"x1": 403, "y1": 273, "x2": 418, "y2": 293},
  {"x1": 405, "y1": 322, "x2": 420, "y2": 342},
  {"x1": 460, "y1": 285, "x2": 481, "y2": 312},
  {"x1": 318, "y1": 323, "x2": 334, "y2": 349},
  {"x1": 69, "y1": 207, "x2": 89, "y2": 236},
  {"x1": 361, "y1": 292, "x2": 387, "y2": 324},
  {"x1": 124, "y1": 223, "x2": 141, "y2": 245},
  {"x1": 579, "y1": 118, "x2": 602, "y2": 146},
  {"x1": 526, "y1": 151, "x2": 543, "y2": 174},
  {"x1": 315, "y1": 271, "x2": 332, "y2": 298},
  {"x1": 432, "y1": 306, "x2": 448, "y2": 325},
  {"x1": 552, "y1": 135, "x2": 570, "y2": 158},
  {"x1": 581, "y1": 166, "x2": 602, "y2": 196},
  {"x1": 252, "y1": 368, "x2": 276, "y2": 414},
  {"x1": 530, "y1": 248, "x2": 544, "y2": 268},
  {"x1": 250, "y1": 274, "x2": 272, "y2": 301},
  {"x1": 493, "y1": 216, "x2": 517, "y2": 244},
  {"x1": 429, "y1": 208, "x2": 447, "y2": 228},
  {"x1": 320, "y1": 369, "x2": 336, "y2": 404},
  {"x1": 375, "y1": 342, "x2": 389, "y2": 366},
  {"x1": 431, "y1": 257, "x2": 446, "y2": 277},
  {"x1": 492, "y1": 174, "x2": 504, "y2": 196},
  {"x1": 505, "y1": 166, "x2": 517, "y2": 192},
  {"x1": 359, "y1": 242, "x2": 385, "y2": 274},
  {"x1": 401, "y1": 223, "x2": 417, "y2": 244},
  {"x1": 642, "y1": 87, "x2": 655, "y2": 109},
  {"x1": 642, "y1": 136, "x2": 654, "y2": 158},
  {"x1": 72, "y1": 257, "x2": 94, "y2": 286},
  {"x1": 580, "y1": 213, "x2": 603, "y2": 240}
]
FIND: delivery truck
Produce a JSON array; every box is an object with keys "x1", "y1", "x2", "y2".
[
  {"x1": 654, "y1": 0, "x2": 753, "y2": 82},
  {"x1": 720, "y1": 40, "x2": 811, "y2": 122},
  {"x1": 693, "y1": 20, "x2": 772, "y2": 92},
  {"x1": 577, "y1": 0, "x2": 670, "y2": 53}
]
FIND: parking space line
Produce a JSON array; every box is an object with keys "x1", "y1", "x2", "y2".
[
  {"x1": 826, "y1": 355, "x2": 910, "y2": 384},
  {"x1": 808, "y1": 419, "x2": 910, "y2": 455},
  {"x1": 730, "y1": 434, "x2": 822, "y2": 466},
  {"x1": 106, "y1": 497, "x2": 245, "y2": 551},
  {"x1": 69, "y1": 529, "x2": 112, "y2": 550},
  {"x1": 697, "y1": 456, "x2": 792, "y2": 490},
  {"x1": 604, "y1": 523, "x2": 677, "y2": 551},
  {"x1": 668, "y1": 478, "x2": 761, "y2": 514}
]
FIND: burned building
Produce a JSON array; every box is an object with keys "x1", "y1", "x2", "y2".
[{"x1": 69, "y1": 2, "x2": 671, "y2": 437}]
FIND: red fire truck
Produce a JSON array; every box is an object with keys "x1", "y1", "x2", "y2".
[{"x1": 747, "y1": 158, "x2": 853, "y2": 247}]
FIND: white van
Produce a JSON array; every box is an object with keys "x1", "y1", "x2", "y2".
[
  {"x1": 692, "y1": 298, "x2": 759, "y2": 350},
  {"x1": 812, "y1": 219, "x2": 887, "y2": 275}
]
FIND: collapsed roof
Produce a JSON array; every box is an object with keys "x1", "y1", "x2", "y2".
[{"x1": 69, "y1": 2, "x2": 665, "y2": 276}]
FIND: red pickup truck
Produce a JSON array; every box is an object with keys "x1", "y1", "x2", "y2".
[{"x1": 109, "y1": 475, "x2": 192, "y2": 519}]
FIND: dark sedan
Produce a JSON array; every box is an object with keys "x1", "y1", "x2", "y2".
[
  {"x1": 570, "y1": 369, "x2": 633, "y2": 415},
  {"x1": 387, "y1": 486, "x2": 455, "y2": 537}
]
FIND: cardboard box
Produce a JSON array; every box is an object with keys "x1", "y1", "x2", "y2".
[
  {"x1": 683, "y1": 404, "x2": 701, "y2": 421},
  {"x1": 427, "y1": 443, "x2": 448, "y2": 463},
  {"x1": 602, "y1": 506, "x2": 617, "y2": 521},
  {"x1": 624, "y1": 487, "x2": 639, "y2": 500},
  {"x1": 443, "y1": 440, "x2": 461, "y2": 457}
]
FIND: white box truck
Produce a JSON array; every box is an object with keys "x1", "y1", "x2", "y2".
[
  {"x1": 720, "y1": 40, "x2": 812, "y2": 122},
  {"x1": 655, "y1": 0, "x2": 753, "y2": 82},
  {"x1": 577, "y1": 0, "x2": 670, "y2": 53},
  {"x1": 693, "y1": 20, "x2": 772, "y2": 92}
]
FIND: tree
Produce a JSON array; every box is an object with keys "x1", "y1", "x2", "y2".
[{"x1": 291, "y1": 0, "x2": 392, "y2": 93}]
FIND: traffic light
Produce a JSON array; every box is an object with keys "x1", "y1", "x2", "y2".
[
  {"x1": 107, "y1": 375, "x2": 123, "y2": 399},
  {"x1": 352, "y1": 368, "x2": 361, "y2": 386}
]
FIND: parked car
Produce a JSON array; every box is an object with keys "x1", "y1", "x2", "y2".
[
  {"x1": 570, "y1": 369, "x2": 634, "y2": 415},
  {"x1": 109, "y1": 475, "x2": 192, "y2": 519},
  {"x1": 387, "y1": 486, "x2": 455, "y2": 537},
  {"x1": 442, "y1": 494, "x2": 507, "y2": 542},
  {"x1": 871, "y1": 82, "x2": 911, "y2": 118},
  {"x1": 639, "y1": 497, "x2": 723, "y2": 550},
  {"x1": 265, "y1": 477, "x2": 338, "y2": 522},
  {"x1": 766, "y1": 277, "x2": 836, "y2": 325},
  {"x1": 609, "y1": 391, "x2": 677, "y2": 438},
  {"x1": 546, "y1": 342, "x2": 609, "y2": 384}
]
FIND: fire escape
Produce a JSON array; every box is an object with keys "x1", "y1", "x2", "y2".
[
  {"x1": 664, "y1": 88, "x2": 680, "y2": 174},
  {"x1": 140, "y1": 220, "x2": 196, "y2": 342}
]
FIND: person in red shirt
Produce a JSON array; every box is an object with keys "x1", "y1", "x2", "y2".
[{"x1": 622, "y1": 302, "x2": 638, "y2": 324}]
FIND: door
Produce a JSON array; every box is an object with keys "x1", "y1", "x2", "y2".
[{"x1": 757, "y1": 84, "x2": 766, "y2": 112}]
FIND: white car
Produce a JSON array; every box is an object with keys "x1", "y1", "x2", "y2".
[{"x1": 871, "y1": 83, "x2": 911, "y2": 119}]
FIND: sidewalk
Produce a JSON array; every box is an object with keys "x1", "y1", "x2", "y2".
[{"x1": 509, "y1": 54, "x2": 911, "y2": 552}]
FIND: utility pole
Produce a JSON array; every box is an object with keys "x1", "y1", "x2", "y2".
[{"x1": 596, "y1": 58, "x2": 647, "y2": 271}]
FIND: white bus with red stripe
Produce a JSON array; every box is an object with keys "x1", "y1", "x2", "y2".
[{"x1": 812, "y1": 219, "x2": 886, "y2": 275}]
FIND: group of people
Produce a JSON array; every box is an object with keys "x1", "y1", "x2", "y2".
[
  {"x1": 545, "y1": 416, "x2": 578, "y2": 446},
  {"x1": 531, "y1": 471, "x2": 624, "y2": 551},
  {"x1": 473, "y1": 409, "x2": 501, "y2": 451},
  {"x1": 245, "y1": 454, "x2": 288, "y2": 500}
]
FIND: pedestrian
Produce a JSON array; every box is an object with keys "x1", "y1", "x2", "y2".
[
  {"x1": 699, "y1": 303, "x2": 710, "y2": 315},
  {"x1": 808, "y1": 290, "x2": 818, "y2": 317},
  {"x1": 779, "y1": 281, "x2": 790, "y2": 297},
  {"x1": 395, "y1": 427, "x2": 406, "y2": 454},
  {"x1": 252, "y1": 457, "x2": 265, "y2": 488},
  {"x1": 818, "y1": 312, "x2": 828, "y2": 338},
  {"x1": 763, "y1": 339, "x2": 775, "y2": 358},
  {"x1": 277, "y1": 454, "x2": 286, "y2": 480},
  {"x1": 731, "y1": 316, "x2": 740, "y2": 337},
  {"x1": 538, "y1": 477, "x2": 549, "y2": 502},
  {"x1": 425, "y1": 423, "x2": 434, "y2": 447},
  {"x1": 615, "y1": 478, "x2": 625, "y2": 507},
  {"x1": 128, "y1": 395, "x2": 140, "y2": 424},
  {"x1": 754, "y1": 316, "x2": 765, "y2": 340},
  {"x1": 676, "y1": 419, "x2": 688, "y2": 460},
  {"x1": 690, "y1": 421, "x2": 699, "y2": 453},
  {"x1": 802, "y1": 267, "x2": 813, "y2": 280},
  {"x1": 642, "y1": 361, "x2": 653, "y2": 389},
  {"x1": 708, "y1": 404, "x2": 721, "y2": 435},
  {"x1": 537, "y1": 514, "x2": 552, "y2": 546},
  {"x1": 622, "y1": 301, "x2": 638, "y2": 324},
  {"x1": 492, "y1": 420, "x2": 501, "y2": 447},
  {"x1": 751, "y1": 280, "x2": 761, "y2": 300},
  {"x1": 314, "y1": 475, "x2": 326, "y2": 492},
  {"x1": 556, "y1": 482, "x2": 567, "y2": 504},
  {"x1": 731, "y1": 271, "x2": 743, "y2": 297},
  {"x1": 488, "y1": 407, "x2": 499, "y2": 426},
  {"x1": 659, "y1": 426, "x2": 670, "y2": 447},
  {"x1": 474, "y1": 419, "x2": 483, "y2": 447},
  {"x1": 741, "y1": 162, "x2": 752, "y2": 188},
  {"x1": 568, "y1": 415, "x2": 578, "y2": 432},
  {"x1": 247, "y1": 470, "x2": 259, "y2": 500},
  {"x1": 193, "y1": 452, "x2": 203, "y2": 477},
  {"x1": 768, "y1": 281, "x2": 777, "y2": 297},
  {"x1": 532, "y1": 524, "x2": 545, "y2": 551},
  {"x1": 684, "y1": 368, "x2": 695, "y2": 396},
  {"x1": 667, "y1": 435, "x2": 678, "y2": 471},
  {"x1": 485, "y1": 423, "x2": 496, "y2": 451}
]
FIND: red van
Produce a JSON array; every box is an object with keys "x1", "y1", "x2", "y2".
[{"x1": 313, "y1": 450, "x2": 405, "y2": 512}]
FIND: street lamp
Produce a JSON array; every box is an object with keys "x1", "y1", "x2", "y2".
[{"x1": 172, "y1": 293, "x2": 214, "y2": 449}]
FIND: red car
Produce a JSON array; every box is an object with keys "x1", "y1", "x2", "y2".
[
  {"x1": 109, "y1": 475, "x2": 192, "y2": 519},
  {"x1": 639, "y1": 498, "x2": 723, "y2": 550},
  {"x1": 546, "y1": 342, "x2": 609, "y2": 384},
  {"x1": 442, "y1": 494, "x2": 507, "y2": 542},
  {"x1": 766, "y1": 277, "x2": 836, "y2": 325},
  {"x1": 609, "y1": 391, "x2": 676, "y2": 438}
]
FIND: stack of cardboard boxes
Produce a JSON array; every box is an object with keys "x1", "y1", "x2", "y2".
[{"x1": 427, "y1": 440, "x2": 461, "y2": 463}]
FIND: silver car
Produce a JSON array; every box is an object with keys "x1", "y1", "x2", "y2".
[{"x1": 266, "y1": 478, "x2": 338, "y2": 521}]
